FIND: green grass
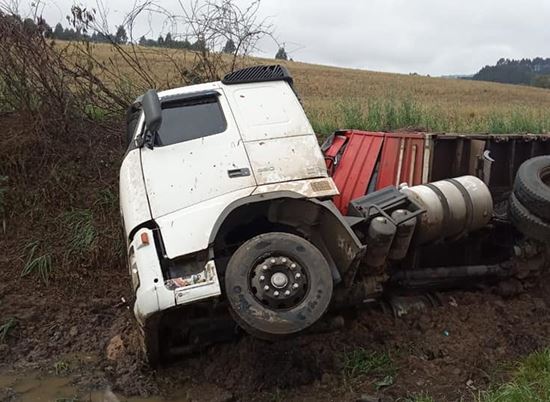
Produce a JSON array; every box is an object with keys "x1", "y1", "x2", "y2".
[
  {"x1": 0, "y1": 317, "x2": 16, "y2": 342},
  {"x1": 343, "y1": 348, "x2": 396, "y2": 379},
  {"x1": 21, "y1": 241, "x2": 52, "y2": 285},
  {"x1": 54, "y1": 360, "x2": 70, "y2": 375},
  {"x1": 267, "y1": 388, "x2": 285, "y2": 402},
  {"x1": 339, "y1": 348, "x2": 550, "y2": 401},
  {"x1": 476, "y1": 349, "x2": 550, "y2": 402},
  {"x1": 62, "y1": 209, "x2": 96, "y2": 255},
  {"x1": 407, "y1": 394, "x2": 437, "y2": 402},
  {"x1": 309, "y1": 98, "x2": 550, "y2": 139},
  {"x1": 83, "y1": 104, "x2": 110, "y2": 121},
  {"x1": 95, "y1": 188, "x2": 118, "y2": 209}
]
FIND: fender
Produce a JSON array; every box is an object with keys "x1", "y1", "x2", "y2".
[{"x1": 209, "y1": 191, "x2": 365, "y2": 279}]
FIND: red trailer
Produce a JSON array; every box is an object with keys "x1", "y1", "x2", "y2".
[{"x1": 324, "y1": 129, "x2": 550, "y2": 214}]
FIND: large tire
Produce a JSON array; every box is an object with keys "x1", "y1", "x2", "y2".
[
  {"x1": 509, "y1": 193, "x2": 550, "y2": 243},
  {"x1": 514, "y1": 156, "x2": 550, "y2": 220},
  {"x1": 224, "y1": 232, "x2": 333, "y2": 340}
]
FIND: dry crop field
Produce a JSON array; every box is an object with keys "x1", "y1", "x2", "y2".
[{"x1": 80, "y1": 42, "x2": 550, "y2": 136}]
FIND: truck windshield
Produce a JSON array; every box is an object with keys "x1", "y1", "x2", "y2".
[{"x1": 155, "y1": 96, "x2": 227, "y2": 146}]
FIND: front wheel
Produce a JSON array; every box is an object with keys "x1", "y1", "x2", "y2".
[{"x1": 224, "y1": 232, "x2": 333, "y2": 340}]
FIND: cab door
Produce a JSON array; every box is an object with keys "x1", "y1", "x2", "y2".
[
  {"x1": 223, "y1": 81, "x2": 327, "y2": 186},
  {"x1": 140, "y1": 90, "x2": 256, "y2": 218}
]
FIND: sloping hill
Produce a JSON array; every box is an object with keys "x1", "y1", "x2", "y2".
[
  {"x1": 285, "y1": 60, "x2": 550, "y2": 134},
  {"x1": 77, "y1": 42, "x2": 550, "y2": 135}
]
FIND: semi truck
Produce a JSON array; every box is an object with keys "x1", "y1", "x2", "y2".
[{"x1": 120, "y1": 65, "x2": 550, "y2": 364}]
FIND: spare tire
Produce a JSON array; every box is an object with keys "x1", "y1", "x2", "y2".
[
  {"x1": 514, "y1": 156, "x2": 550, "y2": 220},
  {"x1": 224, "y1": 232, "x2": 333, "y2": 340},
  {"x1": 509, "y1": 193, "x2": 550, "y2": 242}
]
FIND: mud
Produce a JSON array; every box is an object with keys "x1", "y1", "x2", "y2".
[
  {"x1": 2, "y1": 273, "x2": 550, "y2": 401},
  {"x1": 2, "y1": 117, "x2": 550, "y2": 401}
]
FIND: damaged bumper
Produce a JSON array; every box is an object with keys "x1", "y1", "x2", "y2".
[{"x1": 129, "y1": 228, "x2": 221, "y2": 326}]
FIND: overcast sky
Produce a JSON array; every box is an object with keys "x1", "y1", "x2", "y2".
[{"x1": 30, "y1": 0, "x2": 550, "y2": 76}]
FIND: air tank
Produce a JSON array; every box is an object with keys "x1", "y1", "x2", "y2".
[
  {"x1": 400, "y1": 175, "x2": 493, "y2": 244},
  {"x1": 365, "y1": 216, "x2": 396, "y2": 269},
  {"x1": 388, "y1": 209, "x2": 417, "y2": 260}
]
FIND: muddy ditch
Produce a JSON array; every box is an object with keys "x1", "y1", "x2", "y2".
[
  {"x1": 2, "y1": 117, "x2": 550, "y2": 401},
  {"x1": 2, "y1": 271, "x2": 550, "y2": 401}
]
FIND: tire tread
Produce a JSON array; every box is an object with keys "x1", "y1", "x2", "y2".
[
  {"x1": 509, "y1": 193, "x2": 550, "y2": 242},
  {"x1": 513, "y1": 156, "x2": 550, "y2": 220}
]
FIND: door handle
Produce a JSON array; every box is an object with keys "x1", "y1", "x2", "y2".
[{"x1": 227, "y1": 168, "x2": 251, "y2": 178}]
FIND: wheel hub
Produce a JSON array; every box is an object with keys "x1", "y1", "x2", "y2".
[
  {"x1": 271, "y1": 272, "x2": 288, "y2": 288},
  {"x1": 250, "y1": 255, "x2": 308, "y2": 310}
]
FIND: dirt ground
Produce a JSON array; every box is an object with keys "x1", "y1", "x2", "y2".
[
  {"x1": 2, "y1": 116, "x2": 550, "y2": 402},
  {"x1": 2, "y1": 265, "x2": 550, "y2": 402}
]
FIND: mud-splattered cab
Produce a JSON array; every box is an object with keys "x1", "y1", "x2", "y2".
[{"x1": 119, "y1": 65, "x2": 360, "y2": 363}]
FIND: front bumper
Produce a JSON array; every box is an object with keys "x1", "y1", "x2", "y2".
[{"x1": 129, "y1": 228, "x2": 221, "y2": 326}]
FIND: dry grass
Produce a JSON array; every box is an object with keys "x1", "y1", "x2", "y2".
[
  {"x1": 64, "y1": 41, "x2": 550, "y2": 136},
  {"x1": 287, "y1": 60, "x2": 550, "y2": 135}
]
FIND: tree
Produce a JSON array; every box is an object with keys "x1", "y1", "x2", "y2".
[
  {"x1": 22, "y1": 17, "x2": 37, "y2": 34},
  {"x1": 43, "y1": 23, "x2": 53, "y2": 38},
  {"x1": 473, "y1": 58, "x2": 548, "y2": 86},
  {"x1": 53, "y1": 22, "x2": 63, "y2": 39},
  {"x1": 275, "y1": 47, "x2": 288, "y2": 60},
  {"x1": 36, "y1": 17, "x2": 52, "y2": 38},
  {"x1": 533, "y1": 74, "x2": 550, "y2": 89},
  {"x1": 139, "y1": 35, "x2": 146, "y2": 46},
  {"x1": 114, "y1": 25, "x2": 127, "y2": 44},
  {"x1": 223, "y1": 38, "x2": 236, "y2": 54},
  {"x1": 157, "y1": 35, "x2": 164, "y2": 46},
  {"x1": 165, "y1": 32, "x2": 173, "y2": 46},
  {"x1": 63, "y1": 28, "x2": 76, "y2": 40},
  {"x1": 191, "y1": 37, "x2": 207, "y2": 52}
]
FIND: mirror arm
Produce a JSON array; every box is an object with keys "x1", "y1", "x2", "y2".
[
  {"x1": 136, "y1": 129, "x2": 156, "y2": 149},
  {"x1": 144, "y1": 130, "x2": 156, "y2": 149}
]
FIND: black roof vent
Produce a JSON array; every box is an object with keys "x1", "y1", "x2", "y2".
[{"x1": 222, "y1": 65, "x2": 293, "y2": 86}]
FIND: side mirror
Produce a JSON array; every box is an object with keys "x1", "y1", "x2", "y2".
[{"x1": 142, "y1": 89, "x2": 162, "y2": 135}]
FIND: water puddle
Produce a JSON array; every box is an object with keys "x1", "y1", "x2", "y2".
[{"x1": 0, "y1": 372, "x2": 189, "y2": 402}]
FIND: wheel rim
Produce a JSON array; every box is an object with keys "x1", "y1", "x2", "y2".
[{"x1": 249, "y1": 255, "x2": 308, "y2": 310}]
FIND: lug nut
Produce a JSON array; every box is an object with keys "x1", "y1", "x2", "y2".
[
  {"x1": 262, "y1": 265, "x2": 268, "y2": 270},
  {"x1": 259, "y1": 275, "x2": 265, "y2": 282},
  {"x1": 284, "y1": 290, "x2": 291, "y2": 296},
  {"x1": 293, "y1": 283, "x2": 299, "y2": 289},
  {"x1": 281, "y1": 257, "x2": 287, "y2": 263},
  {"x1": 290, "y1": 263, "x2": 296, "y2": 269},
  {"x1": 270, "y1": 258, "x2": 276, "y2": 264},
  {"x1": 264, "y1": 285, "x2": 269, "y2": 291},
  {"x1": 295, "y1": 273, "x2": 301, "y2": 279},
  {"x1": 274, "y1": 291, "x2": 280, "y2": 297}
]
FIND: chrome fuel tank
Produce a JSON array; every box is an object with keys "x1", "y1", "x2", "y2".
[{"x1": 401, "y1": 175, "x2": 493, "y2": 244}]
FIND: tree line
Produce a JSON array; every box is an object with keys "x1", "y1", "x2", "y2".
[
  {"x1": 19, "y1": 15, "x2": 290, "y2": 60},
  {"x1": 472, "y1": 58, "x2": 550, "y2": 89}
]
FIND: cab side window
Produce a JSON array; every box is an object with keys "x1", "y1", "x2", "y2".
[{"x1": 156, "y1": 96, "x2": 227, "y2": 146}]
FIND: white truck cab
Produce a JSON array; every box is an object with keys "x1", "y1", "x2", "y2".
[{"x1": 120, "y1": 65, "x2": 361, "y2": 362}]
